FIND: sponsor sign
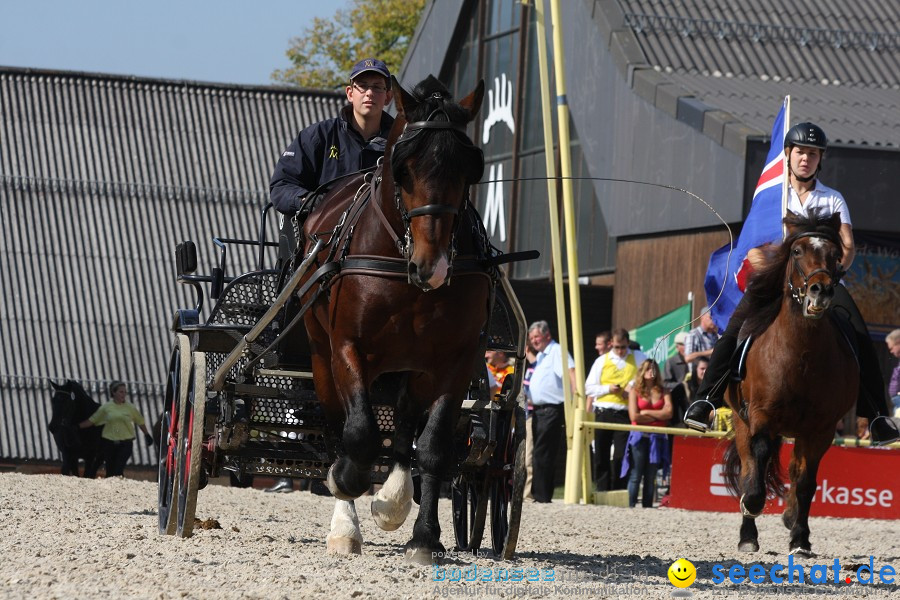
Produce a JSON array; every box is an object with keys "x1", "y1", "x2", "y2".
[{"x1": 669, "y1": 436, "x2": 900, "y2": 519}]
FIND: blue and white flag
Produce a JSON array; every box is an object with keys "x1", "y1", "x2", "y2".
[{"x1": 704, "y1": 98, "x2": 789, "y2": 332}]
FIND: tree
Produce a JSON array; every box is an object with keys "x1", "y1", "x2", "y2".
[{"x1": 272, "y1": 0, "x2": 426, "y2": 90}]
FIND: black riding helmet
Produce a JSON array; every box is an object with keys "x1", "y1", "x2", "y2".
[
  {"x1": 784, "y1": 122, "x2": 827, "y2": 151},
  {"x1": 784, "y1": 122, "x2": 827, "y2": 182}
]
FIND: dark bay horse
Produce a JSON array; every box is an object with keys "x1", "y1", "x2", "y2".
[
  {"x1": 723, "y1": 211, "x2": 857, "y2": 556},
  {"x1": 48, "y1": 380, "x2": 101, "y2": 476},
  {"x1": 297, "y1": 75, "x2": 490, "y2": 561}
]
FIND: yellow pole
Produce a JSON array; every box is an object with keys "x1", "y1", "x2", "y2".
[
  {"x1": 533, "y1": 0, "x2": 574, "y2": 461},
  {"x1": 547, "y1": 0, "x2": 588, "y2": 505}
]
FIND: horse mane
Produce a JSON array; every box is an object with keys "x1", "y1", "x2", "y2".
[
  {"x1": 735, "y1": 210, "x2": 843, "y2": 338},
  {"x1": 391, "y1": 75, "x2": 482, "y2": 185}
]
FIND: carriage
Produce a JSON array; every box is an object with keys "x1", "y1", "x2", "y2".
[{"x1": 156, "y1": 194, "x2": 530, "y2": 559}]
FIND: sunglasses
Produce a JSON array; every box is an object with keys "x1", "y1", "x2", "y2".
[{"x1": 352, "y1": 82, "x2": 388, "y2": 94}]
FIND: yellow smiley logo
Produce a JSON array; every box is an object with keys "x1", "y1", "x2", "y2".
[{"x1": 668, "y1": 558, "x2": 696, "y2": 588}]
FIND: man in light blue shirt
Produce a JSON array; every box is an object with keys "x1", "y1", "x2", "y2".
[{"x1": 527, "y1": 320, "x2": 576, "y2": 502}]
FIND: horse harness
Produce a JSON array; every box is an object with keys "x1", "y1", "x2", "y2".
[{"x1": 786, "y1": 231, "x2": 842, "y2": 306}]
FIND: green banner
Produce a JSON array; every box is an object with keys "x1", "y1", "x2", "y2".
[{"x1": 629, "y1": 302, "x2": 693, "y2": 365}]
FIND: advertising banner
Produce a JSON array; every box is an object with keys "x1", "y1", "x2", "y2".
[{"x1": 669, "y1": 436, "x2": 900, "y2": 519}]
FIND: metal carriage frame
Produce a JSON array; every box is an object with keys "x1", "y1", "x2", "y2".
[{"x1": 157, "y1": 202, "x2": 529, "y2": 559}]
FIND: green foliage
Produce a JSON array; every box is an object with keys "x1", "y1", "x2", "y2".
[{"x1": 272, "y1": 0, "x2": 426, "y2": 90}]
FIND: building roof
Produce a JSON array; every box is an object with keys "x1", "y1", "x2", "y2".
[
  {"x1": 0, "y1": 66, "x2": 344, "y2": 463},
  {"x1": 605, "y1": 0, "x2": 900, "y2": 148}
]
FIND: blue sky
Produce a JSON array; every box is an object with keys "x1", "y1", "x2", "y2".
[{"x1": 0, "y1": 0, "x2": 348, "y2": 85}]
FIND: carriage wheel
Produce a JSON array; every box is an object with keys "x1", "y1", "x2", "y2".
[
  {"x1": 175, "y1": 352, "x2": 207, "y2": 538},
  {"x1": 489, "y1": 405, "x2": 526, "y2": 559},
  {"x1": 451, "y1": 470, "x2": 488, "y2": 552},
  {"x1": 158, "y1": 334, "x2": 190, "y2": 535}
]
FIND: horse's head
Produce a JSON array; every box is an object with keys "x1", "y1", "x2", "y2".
[
  {"x1": 387, "y1": 75, "x2": 485, "y2": 291},
  {"x1": 783, "y1": 211, "x2": 844, "y2": 319}
]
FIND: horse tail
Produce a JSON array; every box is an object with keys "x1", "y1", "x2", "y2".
[
  {"x1": 722, "y1": 439, "x2": 742, "y2": 496},
  {"x1": 722, "y1": 436, "x2": 786, "y2": 499},
  {"x1": 765, "y1": 437, "x2": 786, "y2": 499}
]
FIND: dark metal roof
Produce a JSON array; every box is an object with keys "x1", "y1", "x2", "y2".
[
  {"x1": 0, "y1": 66, "x2": 344, "y2": 463},
  {"x1": 610, "y1": 0, "x2": 900, "y2": 148}
]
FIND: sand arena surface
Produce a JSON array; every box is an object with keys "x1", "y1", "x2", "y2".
[{"x1": 1, "y1": 472, "x2": 899, "y2": 599}]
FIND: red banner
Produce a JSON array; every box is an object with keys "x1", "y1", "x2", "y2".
[{"x1": 669, "y1": 436, "x2": 900, "y2": 519}]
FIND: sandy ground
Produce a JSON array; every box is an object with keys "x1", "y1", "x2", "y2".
[{"x1": 1, "y1": 472, "x2": 899, "y2": 600}]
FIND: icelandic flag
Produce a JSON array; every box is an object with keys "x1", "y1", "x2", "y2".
[{"x1": 704, "y1": 99, "x2": 788, "y2": 332}]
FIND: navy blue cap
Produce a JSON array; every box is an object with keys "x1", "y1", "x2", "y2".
[{"x1": 349, "y1": 58, "x2": 390, "y2": 81}]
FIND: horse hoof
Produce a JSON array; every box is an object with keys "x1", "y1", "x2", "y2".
[
  {"x1": 371, "y1": 498, "x2": 411, "y2": 532},
  {"x1": 738, "y1": 540, "x2": 759, "y2": 553},
  {"x1": 326, "y1": 536, "x2": 362, "y2": 556},
  {"x1": 789, "y1": 546, "x2": 815, "y2": 558},
  {"x1": 404, "y1": 546, "x2": 436, "y2": 565}
]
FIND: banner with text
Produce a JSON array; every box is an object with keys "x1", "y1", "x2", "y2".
[{"x1": 669, "y1": 436, "x2": 900, "y2": 519}]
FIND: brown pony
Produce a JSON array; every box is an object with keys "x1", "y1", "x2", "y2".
[
  {"x1": 296, "y1": 75, "x2": 489, "y2": 561},
  {"x1": 723, "y1": 210, "x2": 856, "y2": 556}
]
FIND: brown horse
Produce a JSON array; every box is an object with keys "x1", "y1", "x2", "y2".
[
  {"x1": 723, "y1": 210, "x2": 856, "y2": 556},
  {"x1": 296, "y1": 75, "x2": 490, "y2": 561}
]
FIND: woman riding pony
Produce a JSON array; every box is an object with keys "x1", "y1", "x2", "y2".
[{"x1": 684, "y1": 122, "x2": 900, "y2": 446}]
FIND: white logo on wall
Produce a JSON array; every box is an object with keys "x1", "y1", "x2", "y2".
[
  {"x1": 482, "y1": 73, "x2": 515, "y2": 144},
  {"x1": 484, "y1": 163, "x2": 506, "y2": 243},
  {"x1": 481, "y1": 73, "x2": 515, "y2": 245}
]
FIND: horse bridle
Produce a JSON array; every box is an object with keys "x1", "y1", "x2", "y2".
[
  {"x1": 786, "y1": 231, "x2": 841, "y2": 304},
  {"x1": 389, "y1": 92, "x2": 485, "y2": 277}
]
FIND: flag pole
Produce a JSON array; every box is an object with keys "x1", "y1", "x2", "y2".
[{"x1": 781, "y1": 95, "x2": 791, "y2": 240}]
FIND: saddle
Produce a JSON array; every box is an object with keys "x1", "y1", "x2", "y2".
[{"x1": 729, "y1": 310, "x2": 860, "y2": 383}]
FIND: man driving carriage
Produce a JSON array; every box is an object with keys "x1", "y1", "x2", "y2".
[
  {"x1": 270, "y1": 57, "x2": 395, "y2": 218},
  {"x1": 683, "y1": 122, "x2": 900, "y2": 446},
  {"x1": 265, "y1": 57, "x2": 394, "y2": 493}
]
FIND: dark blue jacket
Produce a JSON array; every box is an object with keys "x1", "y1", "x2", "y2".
[{"x1": 269, "y1": 106, "x2": 394, "y2": 213}]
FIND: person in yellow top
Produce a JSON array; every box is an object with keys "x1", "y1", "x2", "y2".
[
  {"x1": 79, "y1": 381, "x2": 152, "y2": 477},
  {"x1": 585, "y1": 329, "x2": 647, "y2": 492}
]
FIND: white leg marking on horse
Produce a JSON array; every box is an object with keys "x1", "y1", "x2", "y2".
[
  {"x1": 326, "y1": 499, "x2": 363, "y2": 555},
  {"x1": 371, "y1": 464, "x2": 413, "y2": 531}
]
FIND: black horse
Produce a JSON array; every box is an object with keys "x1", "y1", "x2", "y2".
[{"x1": 48, "y1": 380, "x2": 102, "y2": 477}]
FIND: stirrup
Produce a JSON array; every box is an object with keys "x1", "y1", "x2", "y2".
[
  {"x1": 684, "y1": 399, "x2": 716, "y2": 433},
  {"x1": 868, "y1": 416, "x2": 900, "y2": 447}
]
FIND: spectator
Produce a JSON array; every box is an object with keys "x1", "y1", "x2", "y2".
[
  {"x1": 684, "y1": 309, "x2": 720, "y2": 373},
  {"x1": 621, "y1": 359, "x2": 672, "y2": 507},
  {"x1": 522, "y1": 344, "x2": 537, "y2": 502},
  {"x1": 887, "y1": 329, "x2": 900, "y2": 416},
  {"x1": 685, "y1": 356, "x2": 709, "y2": 403},
  {"x1": 594, "y1": 331, "x2": 612, "y2": 357},
  {"x1": 527, "y1": 321, "x2": 576, "y2": 503},
  {"x1": 663, "y1": 331, "x2": 689, "y2": 421},
  {"x1": 79, "y1": 382, "x2": 152, "y2": 478},
  {"x1": 485, "y1": 350, "x2": 514, "y2": 393},
  {"x1": 585, "y1": 328, "x2": 647, "y2": 491}
]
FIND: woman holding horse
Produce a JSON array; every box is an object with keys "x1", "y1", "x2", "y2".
[
  {"x1": 684, "y1": 121, "x2": 899, "y2": 446},
  {"x1": 79, "y1": 382, "x2": 153, "y2": 478}
]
